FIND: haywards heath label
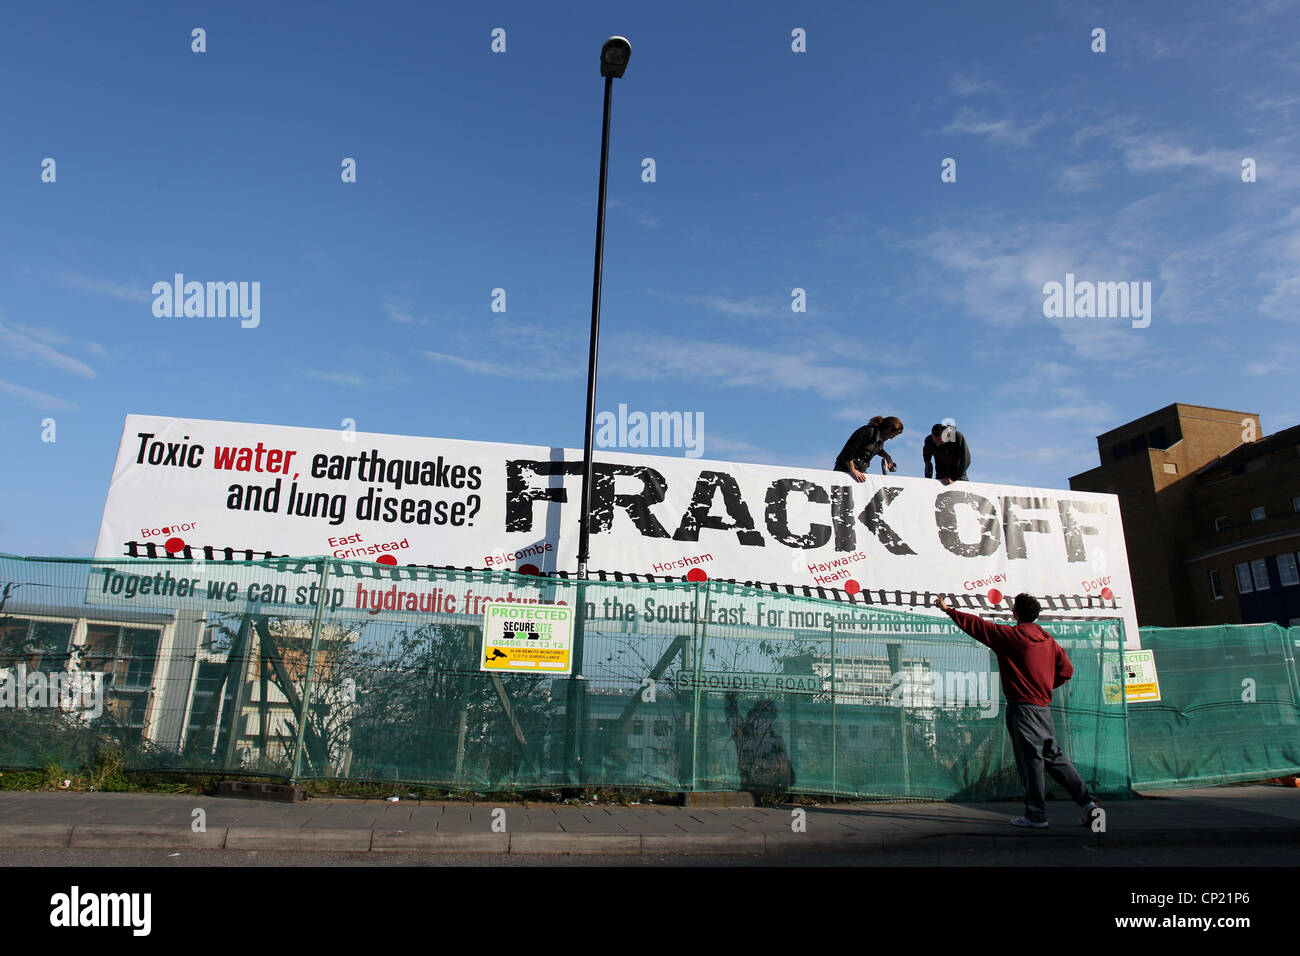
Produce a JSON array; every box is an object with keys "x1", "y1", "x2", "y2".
[{"x1": 482, "y1": 603, "x2": 574, "y2": 674}]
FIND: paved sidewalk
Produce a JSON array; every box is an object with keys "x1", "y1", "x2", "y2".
[{"x1": 1, "y1": 786, "x2": 1297, "y2": 855}]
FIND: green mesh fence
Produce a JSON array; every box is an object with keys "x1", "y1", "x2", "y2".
[
  {"x1": 1128, "y1": 623, "x2": 1300, "y2": 789},
  {"x1": 0, "y1": 553, "x2": 1140, "y2": 799}
]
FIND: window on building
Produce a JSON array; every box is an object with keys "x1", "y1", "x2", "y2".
[
  {"x1": 1149, "y1": 426, "x2": 1168, "y2": 449},
  {"x1": 119, "y1": 629, "x2": 160, "y2": 690},
  {"x1": 1209, "y1": 569, "x2": 1224, "y2": 600},
  {"x1": 1215, "y1": 516, "x2": 1230, "y2": 532},
  {"x1": 1236, "y1": 563, "x2": 1254, "y2": 594},
  {"x1": 1129, "y1": 434, "x2": 1148, "y2": 454},
  {"x1": 1292, "y1": 496, "x2": 1300, "y2": 513},
  {"x1": 182, "y1": 661, "x2": 227, "y2": 753},
  {"x1": 0, "y1": 618, "x2": 75, "y2": 672},
  {"x1": 81, "y1": 624, "x2": 162, "y2": 743},
  {"x1": 1251, "y1": 558, "x2": 1271, "y2": 591},
  {"x1": 1279, "y1": 554, "x2": 1300, "y2": 588},
  {"x1": 1112, "y1": 443, "x2": 1130, "y2": 462},
  {"x1": 83, "y1": 625, "x2": 122, "y2": 675},
  {"x1": 630, "y1": 720, "x2": 643, "y2": 735},
  {"x1": 1250, "y1": 506, "x2": 1266, "y2": 522}
]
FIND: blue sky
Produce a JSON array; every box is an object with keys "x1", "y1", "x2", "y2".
[{"x1": 2, "y1": 0, "x2": 1298, "y2": 556}]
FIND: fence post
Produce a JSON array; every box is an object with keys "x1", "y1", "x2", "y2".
[
  {"x1": 886, "y1": 641, "x2": 910, "y2": 796},
  {"x1": 1279, "y1": 624, "x2": 1300, "y2": 712},
  {"x1": 1118, "y1": 622, "x2": 1134, "y2": 795},
  {"x1": 830, "y1": 620, "x2": 837, "y2": 795},
  {"x1": 290, "y1": 558, "x2": 331, "y2": 783},
  {"x1": 1090, "y1": 623, "x2": 1106, "y2": 796},
  {"x1": 689, "y1": 580, "x2": 708, "y2": 792},
  {"x1": 219, "y1": 614, "x2": 255, "y2": 773}
]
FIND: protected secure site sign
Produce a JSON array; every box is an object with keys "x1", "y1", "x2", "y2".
[
  {"x1": 481, "y1": 603, "x2": 574, "y2": 674},
  {"x1": 1120, "y1": 649, "x2": 1161, "y2": 702},
  {"x1": 1102, "y1": 649, "x2": 1162, "y2": 704}
]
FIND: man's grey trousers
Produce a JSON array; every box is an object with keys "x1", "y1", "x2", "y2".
[{"x1": 1005, "y1": 700, "x2": 1096, "y2": 821}]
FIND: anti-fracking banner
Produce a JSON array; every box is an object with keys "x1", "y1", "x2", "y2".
[{"x1": 91, "y1": 414, "x2": 1139, "y2": 644}]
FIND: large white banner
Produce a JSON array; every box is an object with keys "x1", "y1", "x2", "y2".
[{"x1": 93, "y1": 414, "x2": 1138, "y2": 644}]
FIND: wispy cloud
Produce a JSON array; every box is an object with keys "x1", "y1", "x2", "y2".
[
  {"x1": 647, "y1": 289, "x2": 781, "y2": 319},
  {"x1": 0, "y1": 376, "x2": 74, "y2": 409},
  {"x1": 0, "y1": 321, "x2": 96, "y2": 378},
  {"x1": 949, "y1": 73, "x2": 997, "y2": 96},
  {"x1": 695, "y1": 432, "x2": 787, "y2": 466},
  {"x1": 603, "y1": 335, "x2": 869, "y2": 400},
  {"x1": 302, "y1": 369, "x2": 367, "y2": 387},
  {"x1": 1119, "y1": 135, "x2": 1246, "y2": 177},
  {"x1": 57, "y1": 272, "x2": 151, "y2": 303},
  {"x1": 1055, "y1": 162, "x2": 1106, "y2": 192},
  {"x1": 9, "y1": 321, "x2": 108, "y2": 360},
  {"x1": 982, "y1": 440, "x2": 1099, "y2": 474},
  {"x1": 608, "y1": 199, "x2": 659, "y2": 228},
  {"x1": 423, "y1": 350, "x2": 576, "y2": 381},
  {"x1": 942, "y1": 107, "x2": 1054, "y2": 147},
  {"x1": 383, "y1": 298, "x2": 444, "y2": 328},
  {"x1": 1245, "y1": 342, "x2": 1300, "y2": 376}
]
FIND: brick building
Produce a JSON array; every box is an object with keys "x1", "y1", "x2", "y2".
[{"x1": 1070, "y1": 404, "x2": 1300, "y2": 627}]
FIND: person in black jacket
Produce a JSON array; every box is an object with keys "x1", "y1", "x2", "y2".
[
  {"x1": 834, "y1": 416, "x2": 903, "y2": 482},
  {"x1": 923, "y1": 423, "x2": 971, "y2": 484}
]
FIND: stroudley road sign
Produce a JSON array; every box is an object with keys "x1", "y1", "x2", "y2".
[{"x1": 670, "y1": 671, "x2": 822, "y2": 695}]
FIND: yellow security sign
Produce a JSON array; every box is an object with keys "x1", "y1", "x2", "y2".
[
  {"x1": 1103, "y1": 649, "x2": 1161, "y2": 704},
  {"x1": 1120, "y1": 649, "x2": 1161, "y2": 702},
  {"x1": 481, "y1": 602, "x2": 574, "y2": 674}
]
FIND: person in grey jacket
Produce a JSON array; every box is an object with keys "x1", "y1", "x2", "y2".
[{"x1": 923, "y1": 423, "x2": 971, "y2": 484}]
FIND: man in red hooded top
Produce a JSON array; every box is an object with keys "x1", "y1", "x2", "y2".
[{"x1": 935, "y1": 592, "x2": 1102, "y2": 829}]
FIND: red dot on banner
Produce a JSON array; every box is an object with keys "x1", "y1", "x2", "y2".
[
  {"x1": 376, "y1": 555, "x2": 397, "y2": 566},
  {"x1": 164, "y1": 537, "x2": 185, "y2": 554},
  {"x1": 988, "y1": 588, "x2": 1002, "y2": 605},
  {"x1": 1101, "y1": 587, "x2": 1114, "y2": 601},
  {"x1": 518, "y1": 563, "x2": 539, "y2": 576},
  {"x1": 845, "y1": 579, "x2": 861, "y2": 594},
  {"x1": 686, "y1": 568, "x2": 708, "y2": 582}
]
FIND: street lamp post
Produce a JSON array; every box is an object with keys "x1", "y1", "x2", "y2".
[{"x1": 565, "y1": 36, "x2": 631, "y2": 788}]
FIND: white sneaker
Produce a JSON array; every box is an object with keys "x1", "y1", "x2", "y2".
[{"x1": 1010, "y1": 816, "x2": 1048, "y2": 828}]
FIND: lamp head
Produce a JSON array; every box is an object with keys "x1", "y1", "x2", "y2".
[{"x1": 601, "y1": 36, "x2": 631, "y2": 78}]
